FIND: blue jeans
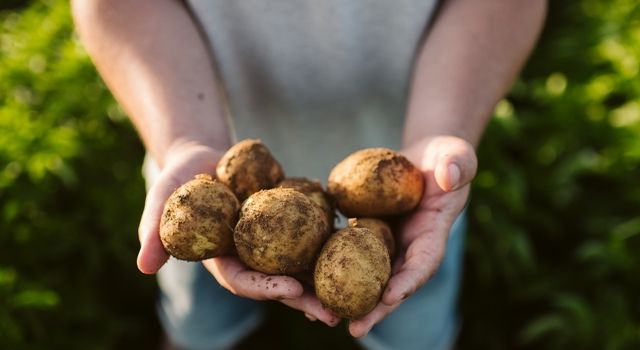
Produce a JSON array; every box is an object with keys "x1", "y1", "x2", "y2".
[{"x1": 156, "y1": 214, "x2": 466, "y2": 350}]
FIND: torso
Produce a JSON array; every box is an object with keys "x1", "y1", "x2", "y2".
[{"x1": 187, "y1": 0, "x2": 439, "y2": 180}]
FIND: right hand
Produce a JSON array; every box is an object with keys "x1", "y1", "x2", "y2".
[{"x1": 136, "y1": 143, "x2": 339, "y2": 327}]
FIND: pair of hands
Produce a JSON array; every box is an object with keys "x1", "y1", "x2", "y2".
[{"x1": 137, "y1": 136, "x2": 477, "y2": 338}]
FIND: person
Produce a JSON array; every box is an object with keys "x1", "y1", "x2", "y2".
[{"x1": 72, "y1": 0, "x2": 546, "y2": 349}]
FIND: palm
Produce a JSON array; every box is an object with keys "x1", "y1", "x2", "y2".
[
  {"x1": 349, "y1": 136, "x2": 476, "y2": 337},
  {"x1": 389, "y1": 176, "x2": 470, "y2": 302}
]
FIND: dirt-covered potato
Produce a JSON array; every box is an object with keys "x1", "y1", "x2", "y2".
[
  {"x1": 234, "y1": 188, "x2": 330, "y2": 275},
  {"x1": 277, "y1": 177, "x2": 334, "y2": 227},
  {"x1": 348, "y1": 218, "x2": 396, "y2": 261},
  {"x1": 159, "y1": 174, "x2": 240, "y2": 261},
  {"x1": 327, "y1": 148, "x2": 424, "y2": 217},
  {"x1": 314, "y1": 227, "x2": 391, "y2": 319},
  {"x1": 216, "y1": 139, "x2": 285, "y2": 201}
]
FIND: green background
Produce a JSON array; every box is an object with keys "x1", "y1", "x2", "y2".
[{"x1": 1, "y1": 1, "x2": 638, "y2": 349}]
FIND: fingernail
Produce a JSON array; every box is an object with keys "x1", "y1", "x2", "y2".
[
  {"x1": 305, "y1": 313, "x2": 317, "y2": 321},
  {"x1": 400, "y1": 293, "x2": 409, "y2": 301},
  {"x1": 448, "y1": 163, "x2": 461, "y2": 190}
]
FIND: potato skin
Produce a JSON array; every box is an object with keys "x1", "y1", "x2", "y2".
[
  {"x1": 159, "y1": 174, "x2": 240, "y2": 261},
  {"x1": 348, "y1": 218, "x2": 396, "y2": 261},
  {"x1": 314, "y1": 227, "x2": 391, "y2": 319},
  {"x1": 216, "y1": 139, "x2": 285, "y2": 201},
  {"x1": 234, "y1": 188, "x2": 330, "y2": 275},
  {"x1": 327, "y1": 148, "x2": 424, "y2": 217},
  {"x1": 277, "y1": 177, "x2": 334, "y2": 228}
]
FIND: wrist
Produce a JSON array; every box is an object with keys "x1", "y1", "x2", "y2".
[
  {"x1": 162, "y1": 139, "x2": 226, "y2": 169},
  {"x1": 403, "y1": 108, "x2": 489, "y2": 149},
  {"x1": 403, "y1": 122, "x2": 483, "y2": 149},
  {"x1": 402, "y1": 136, "x2": 476, "y2": 172}
]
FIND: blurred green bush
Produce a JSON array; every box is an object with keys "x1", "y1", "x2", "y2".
[
  {"x1": 461, "y1": 1, "x2": 640, "y2": 349},
  {"x1": 0, "y1": 1, "x2": 638, "y2": 349},
  {"x1": 0, "y1": 1, "x2": 158, "y2": 349}
]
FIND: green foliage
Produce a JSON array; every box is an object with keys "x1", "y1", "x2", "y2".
[
  {"x1": 1, "y1": 0, "x2": 639, "y2": 349},
  {"x1": 460, "y1": 1, "x2": 640, "y2": 349},
  {"x1": 0, "y1": 1, "x2": 158, "y2": 349}
]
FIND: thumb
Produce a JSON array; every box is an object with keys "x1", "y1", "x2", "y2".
[
  {"x1": 136, "y1": 145, "x2": 222, "y2": 274},
  {"x1": 432, "y1": 137, "x2": 477, "y2": 192},
  {"x1": 136, "y1": 172, "x2": 179, "y2": 274}
]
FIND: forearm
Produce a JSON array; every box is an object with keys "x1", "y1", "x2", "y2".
[
  {"x1": 72, "y1": 0, "x2": 230, "y2": 167},
  {"x1": 404, "y1": 0, "x2": 547, "y2": 148}
]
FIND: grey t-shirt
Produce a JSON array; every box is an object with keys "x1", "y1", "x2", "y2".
[{"x1": 186, "y1": 0, "x2": 439, "y2": 181}]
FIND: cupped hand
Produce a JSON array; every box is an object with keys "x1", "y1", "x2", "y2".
[
  {"x1": 202, "y1": 256, "x2": 339, "y2": 326},
  {"x1": 348, "y1": 136, "x2": 477, "y2": 337},
  {"x1": 136, "y1": 143, "x2": 339, "y2": 327}
]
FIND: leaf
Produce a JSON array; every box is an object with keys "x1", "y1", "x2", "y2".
[
  {"x1": 11, "y1": 288, "x2": 59, "y2": 308},
  {"x1": 519, "y1": 314, "x2": 565, "y2": 344}
]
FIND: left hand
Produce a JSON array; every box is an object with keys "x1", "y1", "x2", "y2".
[
  {"x1": 136, "y1": 143, "x2": 340, "y2": 326},
  {"x1": 348, "y1": 135, "x2": 477, "y2": 337}
]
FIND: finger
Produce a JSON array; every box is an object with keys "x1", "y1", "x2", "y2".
[
  {"x1": 382, "y1": 232, "x2": 447, "y2": 306},
  {"x1": 137, "y1": 233, "x2": 169, "y2": 275},
  {"x1": 348, "y1": 302, "x2": 398, "y2": 338},
  {"x1": 204, "y1": 258, "x2": 339, "y2": 327},
  {"x1": 202, "y1": 256, "x2": 304, "y2": 300},
  {"x1": 280, "y1": 290, "x2": 341, "y2": 327},
  {"x1": 432, "y1": 138, "x2": 477, "y2": 192},
  {"x1": 137, "y1": 173, "x2": 181, "y2": 274}
]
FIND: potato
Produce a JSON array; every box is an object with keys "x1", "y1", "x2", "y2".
[
  {"x1": 159, "y1": 174, "x2": 240, "y2": 261},
  {"x1": 348, "y1": 218, "x2": 396, "y2": 261},
  {"x1": 277, "y1": 177, "x2": 334, "y2": 228},
  {"x1": 234, "y1": 188, "x2": 330, "y2": 275},
  {"x1": 314, "y1": 227, "x2": 391, "y2": 319},
  {"x1": 327, "y1": 148, "x2": 424, "y2": 217},
  {"x1": 216, "y1": 139, "x2": 285, "y2": 201}
]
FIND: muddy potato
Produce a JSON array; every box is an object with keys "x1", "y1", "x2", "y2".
[
  {"x1": 216, "y1": 139, "x2": 285, "y2": 201},
  {"x1": 348, "y1": 218, "x2": 396, "y2": 261},
  {"x1": 159, "y1": 174, "x2": 240, "y2": 261},
  {"x1": 277, "y1": 177, "x2": 334, "y2": 227},
  {"x1": 314, "y1": 227, "x2": 391, "y2": 319},
  {"x1": 234, "y1": 188, "x2": 330, "y2": 275},
  {"x1": 327, "y1": 148, "x2": 424, "y2": 217}
]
